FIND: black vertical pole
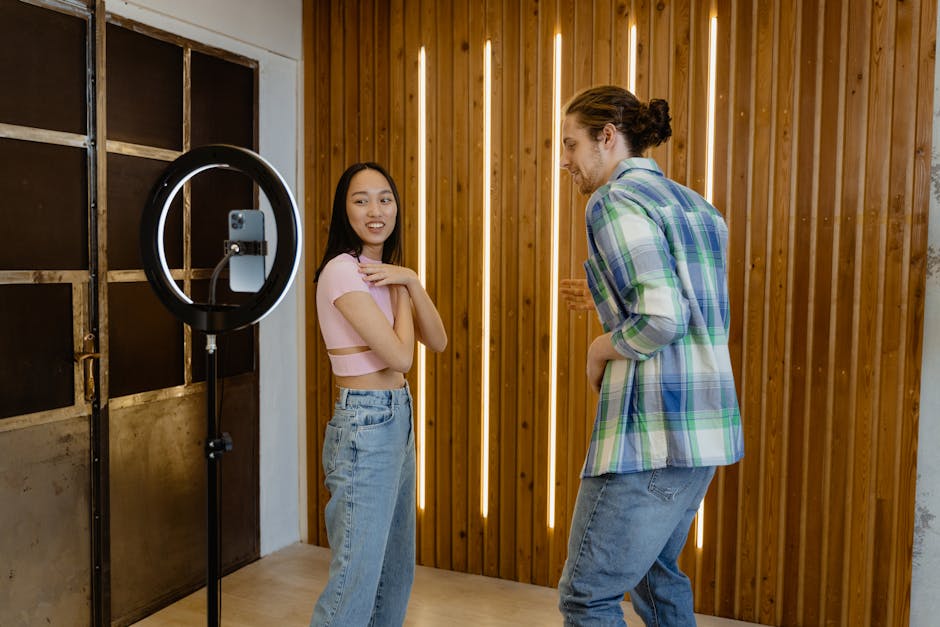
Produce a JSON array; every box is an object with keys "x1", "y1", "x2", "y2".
[{"x1": 206, "y1": 333, "x2": 220, "y2": 627}]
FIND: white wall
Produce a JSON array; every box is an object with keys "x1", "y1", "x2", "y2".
[
  {"x1": 912, "y1": 7, "x2": 940, "y2": 625},
  {"x1": 109, "y1": 0, "x2": 305, "y2": 556}
]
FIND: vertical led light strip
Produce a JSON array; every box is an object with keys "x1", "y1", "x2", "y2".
[
  {"x1": 547, "y1": 32, "x2": 562, "y2": 530},
  {"x1": 481, "y1": 40, "x2": 493, "y2": 519},
  {"x1": 628, "y1": 23, "x2": 637, "y2": 93},
  {"x1": 417, "y1": 46, "x2": 428, "y2": 510},
  {"x1": 697, "y1": 14, "x2": 718, "y2": 551},
  {"x1": 704, "y1": 16, "x2": 718, "y2": 206}
]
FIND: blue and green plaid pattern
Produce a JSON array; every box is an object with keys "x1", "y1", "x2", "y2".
[{"x1": 581, "y1": 158, "x2": 743, "y2": 477}]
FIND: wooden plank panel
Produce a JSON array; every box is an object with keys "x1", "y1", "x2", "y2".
[
  {"x1": 430, "y1": 0, "x2": 455, "y2": 572},
  {"x1": 302, "y1": 0, "x2": 314, "y2": 544},
  {"x1": 668, "y1": 0, "x2": 689, "y2": 185},
  {"x1": 781, "y1": 2, "x2": 824, "y2": 625},
  {"x1": 899, "y1": 2, "x2": 937, "y2": 625},
  {"x1": 509, "y1": 0, "x2": 536, "y2": 586},
  {"x1": 594, "y1": 0, "x2": 611, "y2": 82},
  {"x1": 462, "y1": 0, "x2": 489, "y2": 574},
  {"x1": 702, "y1": 0, "x2": 733, "y2": 616},
  {"x1": 648, "y1": 0, "x2": 670, "y2": 169},
  {"x1": 496, "y1": 0, "x2": 521, "y2": 583},
  {"x1": 687, "y1": 0, "x2": 709, "y2": 195},
  {"x1": 833, "y1": 0, "x2": 871, "y2": 623},
  {"x1": 818, "y1": 2, "x2": 851, "y2": 624},
  {"x1": 373, "y1": 0, "x2": 391, "y2": 165},
  {"x1": 556, "y1": 0, "x2": 581, "y2": 588},
  {"x1": 734, "y1": 0, "x2": 773, "y2": 620},
  {"x1": 875, "y1": 1, "x2": 916, "y2": 624},
  {"x1": 359, "y1": 0, "x2": 375, "y2": 158},
  {"x1": 672, "y1": 0, "x2": 694, "y2": 586},
  {"x1": 756, "y1": 1, "x2": 795, "y2": 623},
  {"x1": 342, "y1": 1, "x2": 360, "y2": 163},
  {"x1": 448, "y1": 0, "x2": 472, "y2": 576},
  {"x1": 847, "y1": 0, "x2": 892, "y2": 622},
  {"x1": 687, "y1": 0, "x2": 713, "y2": 607},
  {"x1": 527, "y1": 0, "x2": 556, "y2": 582}
]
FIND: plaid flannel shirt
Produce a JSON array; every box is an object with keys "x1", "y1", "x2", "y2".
[{"x1": 581, "y1": 157, "x2": 743, "y2": 477}]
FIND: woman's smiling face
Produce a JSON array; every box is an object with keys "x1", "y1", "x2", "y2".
[{"x1": 346, "y1": 168, "x2": 398, "y2": 257}]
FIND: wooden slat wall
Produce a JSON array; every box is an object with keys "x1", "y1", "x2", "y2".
[{"x1": 302, "y1": 1, "x2": 936, "y2": 624}]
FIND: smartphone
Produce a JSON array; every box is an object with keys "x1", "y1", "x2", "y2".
[{"x1": 228, "y1": 209, "x2": 266, "y2": 292}]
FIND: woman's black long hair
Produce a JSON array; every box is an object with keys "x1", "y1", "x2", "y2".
[{"x1": 313, "y1": 162, "x2": 403, "y2": 282}]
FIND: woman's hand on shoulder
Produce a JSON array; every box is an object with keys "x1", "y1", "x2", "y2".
[{"x1": 358, "y1": 262, "x2": 418, "y2": 288}]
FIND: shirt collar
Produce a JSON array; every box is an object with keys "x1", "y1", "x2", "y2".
[
  {"x1": 610, "y1": 156, "x2": 663, "y2": 181},
  {"x1": 586, "y1": 157, "x2": 664, "y2": 212}
]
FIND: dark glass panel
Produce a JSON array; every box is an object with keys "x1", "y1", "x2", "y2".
[
  {"x1": 109, "y1": 282, "x2": 183, "y2": 397},
  {"x1": 0, "y1": 284, "x2": 73, "y2": 418},
  {"x1": 190, "y1": 168, "x2": 254, "y2": 269},
  {"x1": 190, "y1": 281, "x2": 256, "y2": 382},
  {"x1": 191, "y1": 52, "x2": 254, "y2": 148},
  {"x1": 0, "y1": 139, "x2": 87, "y2": 271},
  {"x1": 0, "y1": 1, "x2": 86, "y2": 134},
  {"x1": 108, "y1": 153, "x2": 183, "y2": 270},
  {"x1": 106, "y1": 23, "x2": 182, "y2": 150}
]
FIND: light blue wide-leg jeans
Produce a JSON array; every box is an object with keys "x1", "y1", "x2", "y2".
[
  {"x1": 311, "y1": 385, "x2": 416, "y2": 627},
  {"x1": 558, "y1": 466, "x2": 716, "y2": 627}
]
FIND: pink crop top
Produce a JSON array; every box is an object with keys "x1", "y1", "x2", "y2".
[{"x1": 315, "y1": 253, "x2": 395, "y2": 376}]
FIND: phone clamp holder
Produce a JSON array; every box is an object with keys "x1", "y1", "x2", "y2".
[{"x1": 224, "y1": 239, "x2": 268, "y2": 256}]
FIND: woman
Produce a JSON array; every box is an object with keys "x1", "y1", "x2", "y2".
[{"x1": 311, "y1": 162, "x2": 446, "y2": 626}]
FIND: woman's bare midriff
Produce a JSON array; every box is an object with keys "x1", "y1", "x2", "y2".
[
  {"x1": 334, "y1": 368, "x2": 406, "y2": 391},
  {"x1": 328, "y1": 345, "x2": 407, "y2": 390}
]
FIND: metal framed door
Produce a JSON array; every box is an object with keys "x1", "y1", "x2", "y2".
[
  {"x1": 0, "y1": 1, "x2": 105, "y2": 625},
  {"x1": 0, "y1": 1, "x2": 261, "y2": 624}
]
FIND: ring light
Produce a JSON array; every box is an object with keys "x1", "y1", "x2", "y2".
[{"x1": 140, "y1": 144, "x2": 301, "y2": 333}]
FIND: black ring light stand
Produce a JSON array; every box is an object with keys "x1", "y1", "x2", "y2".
[{"x1": 140, "y1": 144, "x2": 301, "y2": 627}]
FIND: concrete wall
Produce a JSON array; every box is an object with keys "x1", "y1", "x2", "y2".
[{"x1": 110, "y1": 0, "x2": 305, "y2": 556}]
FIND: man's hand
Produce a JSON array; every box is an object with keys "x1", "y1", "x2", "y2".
[
  {"x1": 560, "y1": 278, "x2": 594, "y2": 311},
  {"x1": 586, "y1": 336, "x2": 609, "y2": 393}
]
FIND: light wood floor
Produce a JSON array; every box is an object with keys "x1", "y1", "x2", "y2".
[{"x1": 134, "y1": 542, "x2": 758, "y2": 626}]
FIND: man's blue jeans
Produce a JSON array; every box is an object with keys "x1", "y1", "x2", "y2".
[
  {"x1": 558, "y1": 466, "x2": 716, "y2": 626},
  {"x1": 311, "y1": 385, "x2": 416, "y2": 627}
]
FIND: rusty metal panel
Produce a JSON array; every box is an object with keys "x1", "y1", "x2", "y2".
[
  {"x1": 108, "y1": 374, "x2": 258, "y2": 624},
  {"x1": 0, "y1": 417, "x2": 91, "y2": 626}
]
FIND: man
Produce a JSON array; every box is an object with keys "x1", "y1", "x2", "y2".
[{"x1": 557, "y1": 85, "x2": 744, "y2": 626}]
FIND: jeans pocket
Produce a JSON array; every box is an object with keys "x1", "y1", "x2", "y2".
[
  {"x1": 322, "y1": 423, "x2": 342, "y2": 476},
  {"x1": 356, "y1": 404, "x2": 394, "y2": 430},
  {"x1": 647, "y1": 467, "x2": 697, "y2": 502},
  {"x1": 324, "y1": 407, "x2": 356, "y2": 475}
]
